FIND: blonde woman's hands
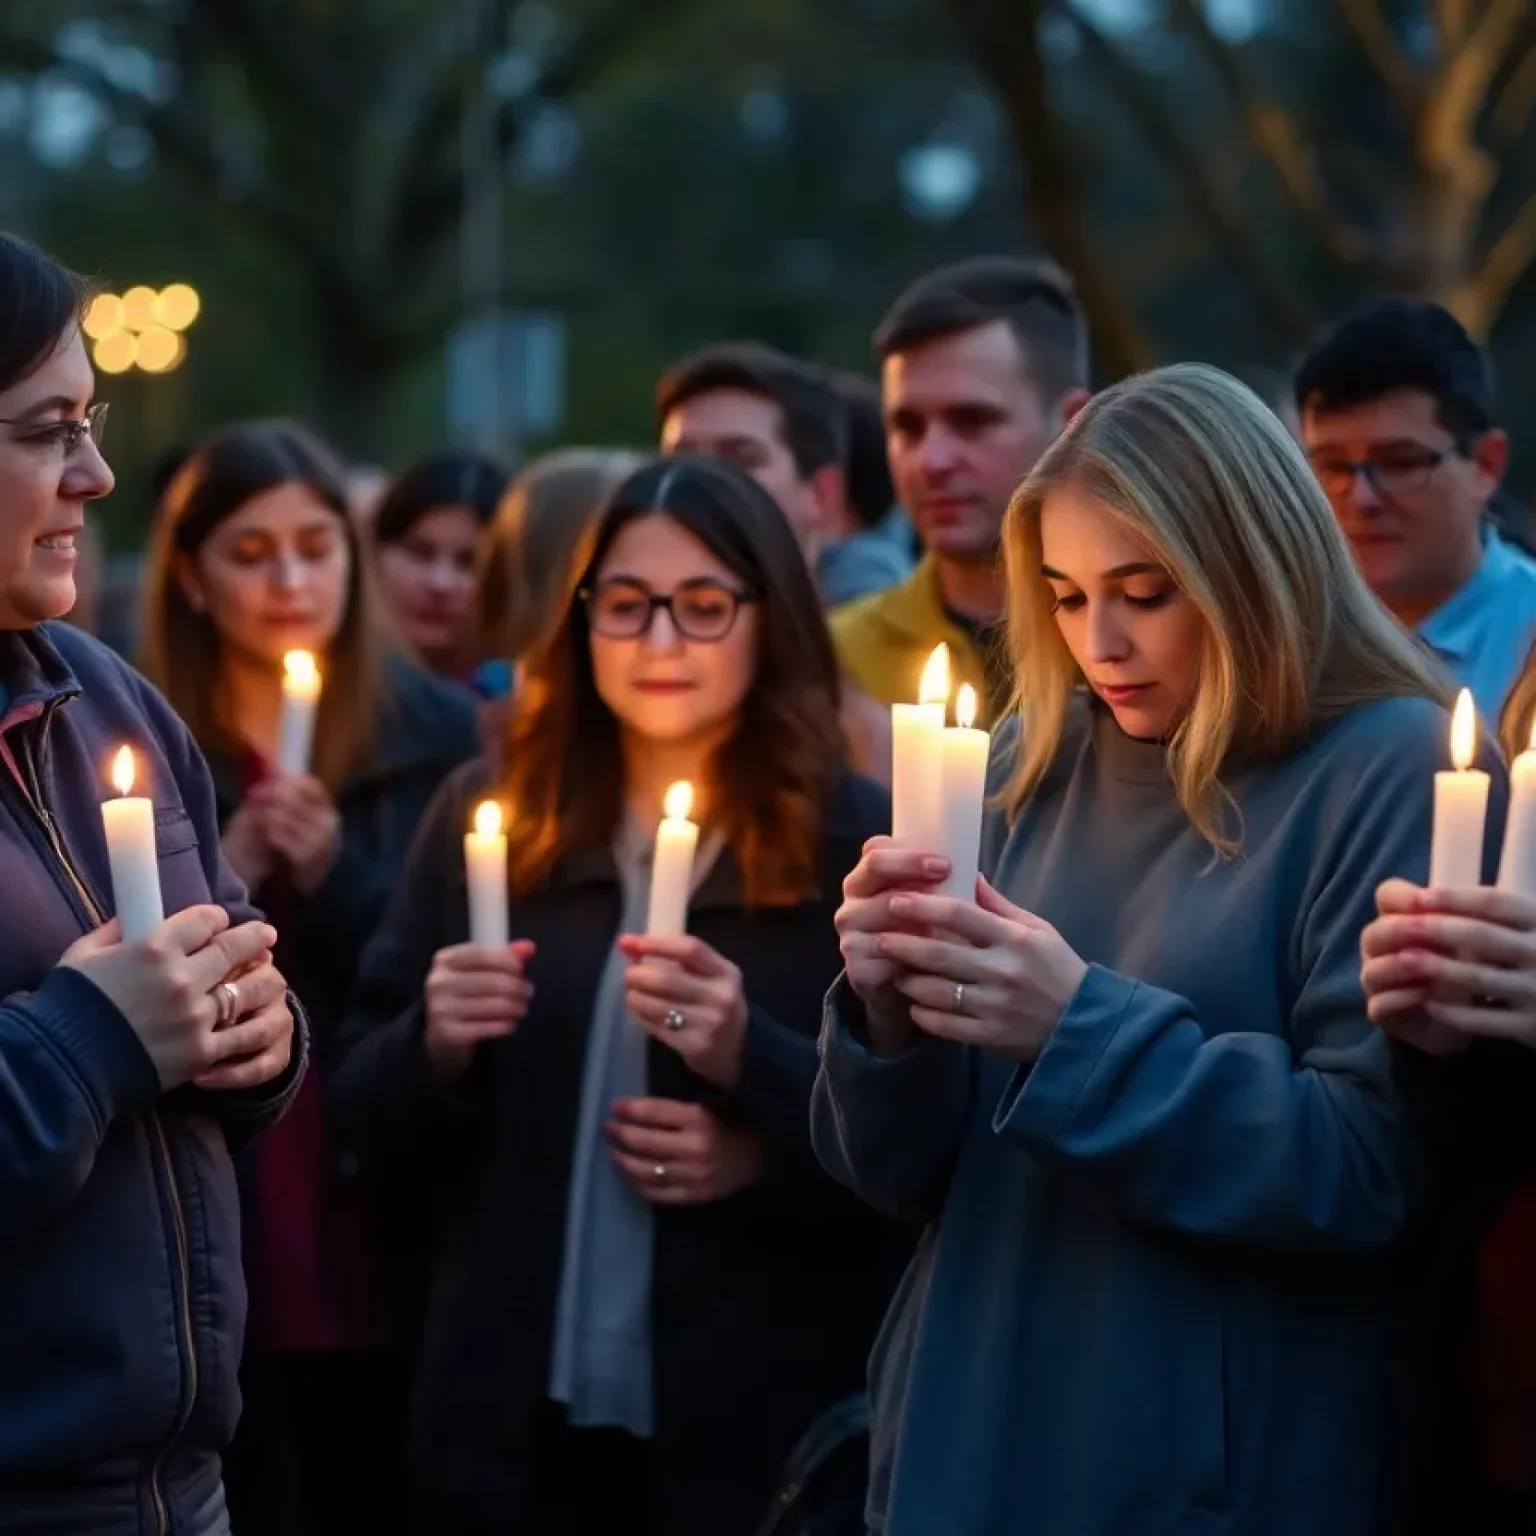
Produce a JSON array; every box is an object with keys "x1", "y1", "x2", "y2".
[
  {"x1": 423, "y1": 939, "x2": 536, "y2": 1081},
  {"x1": 874, "y1": 877, "x2": 1088, "y2": 1064},
  {"x1": 605, "y1": 1098, "x2": 765, "y2": 1206},
  {"x1": 835, "y1": 837, "x2": 953, "y2": 1052},
  {"x1": 1361, "y1": 879, "x2": 1536, "y2": 1053},
  {"x1": 618, "y1": 934, "x2": 747, "y2": 1089}
]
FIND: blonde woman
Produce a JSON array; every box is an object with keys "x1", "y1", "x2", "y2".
[{"x1": 814, "y1": 364, "x2": 1484, "y2": 1536}]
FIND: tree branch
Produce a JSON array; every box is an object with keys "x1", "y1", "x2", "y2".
[
  {"x1": 1493, "y1": 35, "x2": 1536, "y2": 137},
  {"x1": 1460, "y1": 184, "x2": 1536, "y2": 332},
  {"x1": 387, "y1": 0, "x2": 695, "y2": 277},
  {"x1": 947, "y1": 0, "x2": 1155, "y2": 378},
  {"x1": 1168, "y1": 0, "x2": 1374, "y2": 271},
  {"x1": 1424, "y1": 0, "x2": 1531, "y2": 170},
  {"x1": 1337, "y1": 0, "x2": 1423, "y2": 114},
  {"x1": 1066, "y1": 5, "x2": 1320, "y2": 343},
  {"x1": 0, "y1": 25, "x2": 337, "y2": 280}
]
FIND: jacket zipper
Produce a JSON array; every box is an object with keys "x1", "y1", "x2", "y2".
[{"x1": 7, "y1": 707, "x2": 194, "y2": 1536}]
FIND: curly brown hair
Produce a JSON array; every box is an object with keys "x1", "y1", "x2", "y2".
[{"x1": 497, "y1": 454, "x2": 843, "y2": 907}]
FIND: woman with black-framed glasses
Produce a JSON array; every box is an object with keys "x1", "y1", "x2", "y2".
[{"x1": 331, "y1": 455, "x2": 898, "y2": 1535}]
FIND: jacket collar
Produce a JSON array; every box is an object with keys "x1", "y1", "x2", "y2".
[
  {"x1": 870, "y1": 556, "x2": 976, "y2": 651},
  {"x1": 0, "y1": 625, "x2": 82, "y2": 723}
]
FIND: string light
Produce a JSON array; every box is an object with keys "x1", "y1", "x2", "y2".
[{"x1": 87, "y1": 284, "x2": 201, "y2": 374}]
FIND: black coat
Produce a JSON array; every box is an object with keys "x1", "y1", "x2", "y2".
[
  {"x1": 330, "y1": 763, "x2": 897, "y2": 1536},
  {"x1": 206, "y1": 659, "x2": 480, "y2": 1074}
]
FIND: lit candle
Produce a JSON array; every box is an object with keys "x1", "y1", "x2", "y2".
[
  {"x1": 464, "y1": 800, "x2": 509, "y2": 948},
  {"x1": 101, "y1": 746, "x2": 163, "y2": 942},
  {"x1": 275, "y1": 650, "x2": 321, "y2": 776},
  {"x1": 937, "y1": 685, "x2": 989, "y2": 902},
  {"x1": 1498, "y1": 716, "x2": 1536, "y2": 895},
  {"x1": 891, "y1": 643, "x2": 950, "y2": 851},
  {"x1": 1429, "y1": 688, "x2": 1490, "y2": 891},
  {"x1": 647, "y1": 780, "x2": 699, "y2": 937}
]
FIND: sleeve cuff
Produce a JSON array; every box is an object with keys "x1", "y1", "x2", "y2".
[
  {"x1": 32, "y1": 967, "x2": 163, "y2": 1127},
  {"x1": 820, "y1": 973, "x2": 963, "y2": 1101},
  {"x1": 993, "y1": 963, "x2": 1134, "y2": 1146}
]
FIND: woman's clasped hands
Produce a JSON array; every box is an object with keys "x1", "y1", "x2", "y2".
[
  {"x1": 223, "y1": 773, "x2": 342, "y2": 896},
  {"x1": 836, "y1": 836, "x2": 1088, "y2": 1062}
]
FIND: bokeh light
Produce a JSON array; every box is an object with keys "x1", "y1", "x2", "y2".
[
  {"x1": 120, "y1": 285, "x2": 158, "y2": 332},
  {"x1": 154, "y1": 284, "x2": 201, "y2": 331},
  {"x1": 82, "y1": 293, "x2": 124, "y2": 342},
  {"x1": 93, "y1": 331, "x2": 138, "y2": 374},
  {"x1": 135, "y1": 326, "x2": 185, "y2": 374}
]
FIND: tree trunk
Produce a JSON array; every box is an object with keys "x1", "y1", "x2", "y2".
[
  {"x1": 950, "y1": 0, "x2": 1156, "y2": 380},
  {"x1": 311, "y1": 304, "x2": 404, "y2": 463}
]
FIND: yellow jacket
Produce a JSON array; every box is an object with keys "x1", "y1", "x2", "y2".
[{"x1": 829, "y1": 556, "x2": 996, "y2": 722}]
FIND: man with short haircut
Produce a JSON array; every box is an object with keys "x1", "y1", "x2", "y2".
[
  {"x1": 1297, "y1": 299, "x2": 1536, "y2": 719},
  {"x1": 831, "y1": 256, "x2": 1090, "y2": 765},
  {"x1": 657, "y1": 342, "x2": 844, "y2": 562}
]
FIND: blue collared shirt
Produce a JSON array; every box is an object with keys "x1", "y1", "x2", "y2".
[{"x1": 1419, "y1": 527, "x2": 1536, "y2": 721}]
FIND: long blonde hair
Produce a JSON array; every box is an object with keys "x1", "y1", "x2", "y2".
[
  {"x1": 1501, "y1": 644, "x2": 1536, "y2": 758},
  {"x1": 1004, "y1": 363, "x2": 1451, "y2": 850}
]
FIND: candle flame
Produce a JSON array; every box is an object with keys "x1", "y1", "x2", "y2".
[
  {"x1": 919, "y1": 643, "x2": 951, "y2": 705},
  {"x1": 956, "y1": 684, "x2": 978, "y2": 731},
  {"x1": 664, "y1": 780, "x2": 693, "y2": 821},
  {"x1": 1450, "y1": 687, "x2": 1477, "y2": 772},
  {"x1": 283, "y1": 649, "x2": 318, "y2": 686},
  {"x1": 472, "y1": 800, "x2": 503, "y2": 838},
  {"x1": 111, "y1": 745, "x2": 135, "y2": 797}
]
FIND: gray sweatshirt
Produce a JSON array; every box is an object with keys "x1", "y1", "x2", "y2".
[{"x1": 813, "y1": 693, "x2": 1502, "y2": 1536}]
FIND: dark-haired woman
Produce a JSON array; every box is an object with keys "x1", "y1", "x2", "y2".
[
  {"x1": 373, "y1": 448, "x2": 510, "y2": 690},
  {"x1": 331, "y1": 455, "x2": 895, "y2": 1535},
  {"x1": 0, "y1": 233, "x2": 301, "y2": 1532},
  {"x1": 139, "y1": 420, "x2": 480, "y2": 1536}
]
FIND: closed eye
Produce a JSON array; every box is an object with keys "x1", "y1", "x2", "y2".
[{"x1": 1049, "y1": 591, "x2": 1085, "y2": 614}]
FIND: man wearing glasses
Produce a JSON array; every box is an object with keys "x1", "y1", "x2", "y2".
[{"x1": 1297, "y1": 298, "x2": 1536, "y2": 719}]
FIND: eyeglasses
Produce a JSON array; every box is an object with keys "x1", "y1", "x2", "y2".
[
  {"x1": 0, "y1": 402, "x2": 110, "y2": 458},
  {"x1": 581, "y1": 577, "x2": 761, "y2": 642},
  {"x1": 1309, "y1": 443, "x2": 1459, "y2": 500}
]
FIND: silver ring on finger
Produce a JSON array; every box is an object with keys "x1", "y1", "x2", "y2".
[
  {"x1": 952, "y1": 982, "x2": 965, "y2": 1014},
  {"x1": 653, "y1": 1163, "x2": 668, "y2": 1184},
  {"x1": 213, "y1": 981, "x2": 240, "y2": 1027},
  {"x1": 663, "y1": 1008, "x2": 686, "y2": 1033}
]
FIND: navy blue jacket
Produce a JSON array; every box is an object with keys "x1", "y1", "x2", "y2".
[{"x1": 0, "y1": 624, "x2": 305, "y2": 1534}]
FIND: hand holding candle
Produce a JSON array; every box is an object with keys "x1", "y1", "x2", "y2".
[
  {"x1": 1499, "y1": 717, "x2": 1536, "y2": 896},
  {"x1": 101, "y1": 747, "x2": 164, "y2": 943},
  {"x1": 937, "y1": 685, "x2": 989, "y2": 902},
  {"x1": 276, "y1": 650, "x2": 321, "y2": 776},
  {"x1": 891, "y1": 644, "x2": 949, "y2": 851},
  {"x1": 465, "y1": 800, "x2": 510, "y2": 948},
  {"x1": 648, "y1": 781, "x2": 699, "y2": 937},
  {"x1": 1429, "y1": 688, "x2": 1490, "y2": 891}
]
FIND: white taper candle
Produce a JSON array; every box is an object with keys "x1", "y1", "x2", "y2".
[
  {"x1": 647, "y1": 781, "x2": 699, "y2": 937},
  {"x1": 275, "y1": 650, "x2": 321, "y2": 776},
  {"x1": 465, "y1": 800, "x2": 510, "y2": 948},
  {"x1": 102, "y1": 746, "x2": 164, "y2": 942},
  {"x1": 1429, "y1": 688, "x2": 1490, "y2": 891},
  {"x1": 936, "y1": 685, "x2": 989, "y2": 901},
  {"x1": 891, "y1": 643, "x2": 949, "y2": 851},
  {"x1": 1498, "y1": 718, "x2": 1536, "y2": 895}
]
